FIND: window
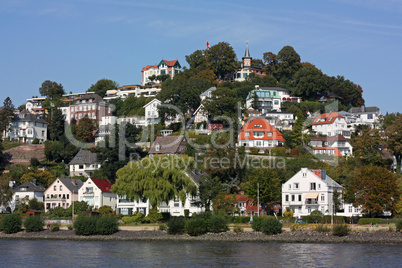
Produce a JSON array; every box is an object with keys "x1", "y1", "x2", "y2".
[
  {"x1": 245, "y1": 132, "x2": 250, "y2": 137},
  {"x1": 321, "y1": 195, "x2": 324, "y2": 202},
  {"x1": 274, "y1": 100, "x2": 279, "y2": 105},
  {"x1": 298, "y1": 195, "x2": 301, "y2": 202},
  {"x1": 349, "y1": 206, "x2": 352, "y2": 213},
  {"x1": 60, "y1": 185, "x2": 63, "y2": 191},
  {"x1": 308, "y1": 207, "x2": 311, "y2": 213},
  {"x1": 285, "y1": 195, "x2": 288, "y2": 202},
  {"x1": 54, "y1": 185, "x2": 57, "y2": 191},
  {"x1": 155, "y1": 144, "x2": 160, "y2": 151},
  {"x1": 67, "y1": 194, "x2": 69, "y2": 199},
  {"x1": 255, "y1": 141, "x2": 262, "y2": 147},
  {"x1": 288, "y1": 184, "x2": 291, "y2": 190},
  {"x1": 310, "y1": 183, "x2": 316, "y2": 190},
  {"x1": 253, "y1": 131, "x2": 264, "y2": 137},
  {"x1": 267, "y1": 132, "x2": 273, "y2": 137},
  {"x1": 15, "y1": 195, "x2": 19, "y2": 201},
  {"x1": 291, "y1": 195, "x2": 295, "y2": 202},
  {"x1": 294, "y1": 183, "x2": 299, "y2": 189},
  {"x1": 318, "y1": 184, "x2": 321, "y2": 190},
  {"x1": 367, "y1": 114, "x2": 373, "y2": 119},
  {"x1": 79, "y1": 165, "x2": 84, "y2": 169},
  {"x1": 174, "y1": 202, "x2": 180, "y2": 207},
  {"x1": 254, "y1": 124, "x2": 262, "y2": 128}
]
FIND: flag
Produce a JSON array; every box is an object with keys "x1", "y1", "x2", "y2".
[{"x1": 206, "y1": 41, "x2": 210, "y2": 50}]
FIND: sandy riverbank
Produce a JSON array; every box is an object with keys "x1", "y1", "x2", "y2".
[{"x1": 1, "y1": 228, "x2": 401, "y2": 244}]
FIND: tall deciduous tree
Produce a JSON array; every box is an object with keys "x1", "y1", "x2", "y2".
[
  {"x1": 242, "y1": 168, "x2": 281, "y2": 207},
  {"x1": 88, "y1": 79, "x2": 119, "y2": 98},
  {"x1": 76, "y1": 115, "x2": 96, "y2": 142},
  {"x1": 0, "y1": 175, "x2": 14, "y2": 212},
  {"x1": 202, "y1": 87, "x2": 240, "y2": 121},
  {"x1": 352, "y1": 128, "x2": 386, "y2": 166},
  {"x1": 198, "y1": 176, "x2": 223, "y2": 210},
  {"x1": 349, "y1": 166, "x2": 399, "y2": 217},
  {"x1": 293, "y1": 66, "x2": 326, "y2": 100},
  {"x1": 112, "y1": 155, "x2": 197, "y2": 207},
  {"x1": 20, "y1": 170, "x2": 56, "y2": 188},
  {"x1": 0, "y1": 97, "x2": 15, "y2": 136},
  {"x1": 206, "y1": 42, "x2": 237, "y2": 80},
  {"x1": 385, "y1": 114, "x2": 402, "y2": 175},
  {"x1": 39, "y1": 80, "x2": 65, "y2": 99}
]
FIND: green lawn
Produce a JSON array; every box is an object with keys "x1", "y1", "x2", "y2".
[{"x1": 2, "y1": 141, "x2": 21, "y2": 150}]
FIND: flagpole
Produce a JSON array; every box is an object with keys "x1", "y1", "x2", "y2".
[{"x1": 257, "y1": 183, "x2": 260, "y2": 216}]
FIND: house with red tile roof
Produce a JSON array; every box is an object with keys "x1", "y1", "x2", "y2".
[
  {"x1": 141, "y1": 59, "x2": 181, "y2": 86},
  {"x1": 78, "y1": 178, "x2": 117, "y2": 211},
  {"x1": 312, "y1": 112, "x2": 351, "y2": 138},
  {"x1": 237, "y1": 118, "x2": 284, "y2": 153},
  {"x1": 308, "y1": 134, "x2": 353, "y2": 157}
]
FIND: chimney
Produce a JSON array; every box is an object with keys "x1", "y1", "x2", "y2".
[
  {"x1": 361, "y1": 105, "x2": 365, "y2": 113},
  {"x1": 72, "y1": 179, "x2": 76, "y2": 185},
  {"x1": 33, "y1": 179, "x2": 37, "y2": 185},
  {"x1": 321, "y1": 170, "x2": 326, "y2": 181}
]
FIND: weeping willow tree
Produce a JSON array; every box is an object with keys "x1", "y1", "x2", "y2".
[{"x1": 112, "y1": 155, "x2": 197, "y2": 207}]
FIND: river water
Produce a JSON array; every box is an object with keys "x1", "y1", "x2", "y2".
[{"x1": 0, "y1": 240, "x2": 401, "y2": 267}]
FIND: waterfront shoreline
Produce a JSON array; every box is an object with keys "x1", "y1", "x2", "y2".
[{"x1": 1, "y1": 229, "x2": 401, "y2": 244}]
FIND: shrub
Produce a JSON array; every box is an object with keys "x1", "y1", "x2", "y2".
[
  {"x1": 67, "y1": 225, "x2": 73, "y2": 230},
  {"x1": 50, "y1": 223, "x2": 60, "y2": 232},
  {"x1": 121, "y1": 213, "x2": 144, "y2": 224},
  {"x1": 323, "y1": 215, "x2": 344, "y2": 224},
  {"x1": 0, "y1": 214, "x2": 22, "y2": 234},
  {"x1": 283, "y1": 207, "x2": 293, "y2": 223},
  {"x1": 332, "y1": 224, "x2": 350, "y2": 236},
  {"x1": 74, "y1": 216, "x2": 98, "y2": 236},
  {"x1": 307, "y1": 210, "x2": 323, "y2": 223},
  {"x1": 24, "y1": 216, "x2": 44, "y2": 232},
  {"x1": 96, "y1": 206, "x2": 113, "y2": 216},
  {"x1": 231, "y1": 216, "x2": 250, "y2": 224},
  {"x1": 396, "y1": 220, "x2": 402, "y2": 232},
  {"x1": 96, "y1": 216, "x2": 119, "y2": 235},
  {"x1": 142, "y1": 207, "x2": 163, "y2": 223},
  {"x1": 233, "y1": 225, "x2": 244, "y2": 234},
  {"x1": 315, "y1": 224, "x2": 331, "y2": 233},
  {"x1": 52, "y1": 206, "x2": 68, "y2": 218},
  {"x1": 260, "y1": 216, "x2": 282, "y2": 235},
  {"x1": 251, "y1": 216, "x2": 264, "y2": 231},
  {"x1": 185, "y1": 218, "x2": 207, "y2": 236},
  {"x1": 167, "y1": 217, "x2": 185, "y2": 235},
  {"x1": 358, "y1": 218, "x2": 381, "y2": 225},
  {"x1": 250, "y1": 147, "x2": 260, "y2": 155},
  {"x1": 209, "y1": 214, "x2": 228, "y2": 233},
  {"x1": 184, "y1": 209, "x2": 190, "y2": 218},
  {"x1": 159, "y1": 223, "x2": 167, "y2": 231}
]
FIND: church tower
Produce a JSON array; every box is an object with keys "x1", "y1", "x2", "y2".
[{"x1": 243, "y1": 41, "x2": 252, "y2": 68}]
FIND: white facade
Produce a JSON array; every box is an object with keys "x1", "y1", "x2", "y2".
[
  {"x1": 25, "y1": 97, "x2": 46, "y2": 114},
  {"x1": 263, "y1": 111, "x2": 296, "y2": 131},
  {"x1": 282, "y1": 168, "x2": 360, "y2": 218},
  {"x1": 312, "y1": 112, "x2": 351, "y2": 138},
  {"x1": 143, "y1": 99, "x2": 161, "y2": 126},
  {"x1": 141, "y1": 60, "x2": 181, "y2": 86},
  {"x1": 6, "y1": 111, "x2": 48, "y2": 143},
  {"x1": 78, "y1": 178, "x2": 117, "y2": 211},
  {"x1": 104, "y1": 86, "x2": 161, "y2": 100}
]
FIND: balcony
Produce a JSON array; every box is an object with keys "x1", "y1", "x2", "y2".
[
  {"x1": 46, "y1": 197, "x2": 67, "y2": 201},
  {"x1": 305, "y1": 199, "x2": 318, "y2": 205},
  {"x1": 82, "y1": 192, "x2": 94, "y2": 196}
]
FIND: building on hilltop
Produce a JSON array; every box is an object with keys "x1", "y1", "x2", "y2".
[
  {"x1": 234, "y1": 42, "x2": 266, "y2": 82},
  {"x1": 148, "y1": 135, "x2": 187, "y2": 156},
  {"x1": 237, "y1": 118, "x2": 284, "y2": 153},
  {"x1": 68, "y1": 149, "x2": 101, "y2": 178},
  {"x1": 308, "y1": 134, "x2": 353, "y2": 157},
  {"x1": 103, "y1": 85, "x2": 161, "y2": 101},
  {"x1": 25, "y1": 96, "x2": 46, "y2": 115},
  {"x1": 141, "y1": 59, "x2": 181, "y2": 86},
  {"x1": 4, "y1": 109, "x2": 48, "y2": 143}
]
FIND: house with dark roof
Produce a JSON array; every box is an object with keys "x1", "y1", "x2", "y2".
[
  {"x1": 9, "y1": 180, "x2": 46, "y2": 212},
  {"x1": 141, "y1": 59, "x2": 181, "y2": 86},
  {"x1": 148, "y1": 135, "x2": 187, "y2": 156},
  {"x1": 78, "y1": 178, "x2": 117, "y2": 210},
  {"x1": 312, "y1": 112, "x2": 351, "y2": 138},
  {"x1": 237, "y1": 118, "x2": 284, "y2": 153},
  {"x1": 68, "y1": 149, "x2": 101, "y2": 178},
  {"x1": 5, "y1": 110, "x2": 48, "y2": 143},
  {"x1": 308, "y1": 134, "x2": 353, "y2": 157},
  {"x1": 67, "y1": 92, "x2": 112, "y2": 124},
  {"x1": 44, "y1": 178, "x2": 83, "y2": 212}
]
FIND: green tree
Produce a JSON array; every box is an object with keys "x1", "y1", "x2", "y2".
[
  {"x1": 349, "y1": 166, "x2": 399, "y2": 217},
  {"x1": 202, "y1": 87, "x2": 240, "y2": 121},
  {"x1": 76, "y1": 115, "x2": 96, "y2": 142},
  {"x1": 0, "y1": 97, "x2": 15, "y2": 136},
  {"x1": 206, "y1": 42, "x2": 237, "y2": 80},
  {"x1": 385, "y1": 114, "x2": 402, "y2": 175},
  {"x1": 276, "y1": 45, "x2": 302, "y2": 83},
  {"x1": 88, "y1": 79, "x2": 119, "y2": 98},
  {"x1": 198, "y1": 176, "x2": 223, "y2": 210},
  {"x1": 242, "y1": 168, "x2": 281, "y2": 208},
  {"x1": 112, "y1": 155, "x2": 197, "y2": 207},
  {"x1": 293, "y1": 66, "x2": 326, "y2": 100},
  {"x1": 351, "y1": 128, "x2": 386, "y2": 166},
  {"x1": 48, "y1": 108, "x2": 65, "y2": 141},
  {"x1": 39, "y1": 80, "x2": 65, "y2": 99},
  {"x1": 251, "y1": 91, "x2": 259, "y2": 111},
  {"x1": 28, "y1": 198, "x2": 44, "y2": 211},
  {"x1": 0, "y1": 175, "x2": 14, "y2": 212},
  {"x1": 262, "y1": 52, "x2": 278, "y2": 76},
  {"x1": 20, "y1": 170, "x2": 56, "y2": 188}
]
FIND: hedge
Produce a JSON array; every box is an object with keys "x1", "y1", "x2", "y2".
[
  {"x1": 185, "y1": 218, "x2": 208, "y2": 236},
  {"x1": 24, "y1": 216, "x2": 44, "y2": 232},
  {"x1": 209, "y1": 214, "x2": 228, "y2": 233},
  {"x1": 260, "y1": 216, "x2": 282, "y2": 235},
  {"x1": 167, "y1": 217, "x2": 185, "y2": 235},
  {"x1": 1, "y1": 214, "x2": 22, "y2": 234}
]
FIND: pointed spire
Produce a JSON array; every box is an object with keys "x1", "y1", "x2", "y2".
[{"x1": 244, "y1": 40, "x2": 250, "y2": 58}]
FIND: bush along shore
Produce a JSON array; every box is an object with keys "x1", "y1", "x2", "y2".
[{"x1": 0, "y1": 214, "x2": 401, "y2": 244}]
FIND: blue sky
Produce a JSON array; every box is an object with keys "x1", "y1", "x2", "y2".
[{"x1": 0, "y1": 0, "x2": 401, "y2": 113}]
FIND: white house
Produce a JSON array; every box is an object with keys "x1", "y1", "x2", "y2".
[
  {"x1": 308, "y1": 134, "x2": 353, "y2": 157},
  {"x1": 44, "y1": 178, "x2": 83, "y2": 212},
  {"x1": 68, "y1": 150, "x2": 101, "y2": 178},
  {"x1": 311, "y1": 112, "x2": 351, "y2": 138},
  {"x1": 141, "y1": 60, "x2": 181, "y2": 86},
  {"x1": 5, "y1": 110, "x2": 48, "y2": 143},
  {"x1": 143, "y1": 99, "x2": 161, "y2": 126},
  {"x1": 78, "y1": 178, "x2": 117, "y2": 211},
  {"x1": 25, "y1": 97, "x2": 46, "y2": 115},
  {"x1": 262, "y1": 110, "x2": 296, "y2": 131},
  {"x1": 281, "y1": 168, "x2": 361, "y2": 218},
  {"x1": 116, "y1": 170, "x2": 205, "y2": 216},
  {"x1": 9, "y1": 180, "x2": 45, "y2": 212},
  {"x1": 103, "y1": 85, "x2": 161, "y2": 100},
  {"x1": 339, "y1": 106, "x2": 382, "y2": 132}
]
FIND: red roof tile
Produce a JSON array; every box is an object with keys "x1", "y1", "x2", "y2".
[
  {"x1": 312, "y1": 112, "x2": 344, "y2": 125},
  {"x1": 162, "y1": 60, "x2": 178, "y2": 67},
  {"x1": 91, "y1": 178, "x2": 113, "y2": 193},
  {"x1": 141, "y1": 65, "x2": 157, "y2": 72},
  {"x1": 238, "y1": 118, "x2": 284, "y2": 142}
]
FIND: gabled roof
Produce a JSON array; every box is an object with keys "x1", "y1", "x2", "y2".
[
  {"x1": 142, "y1": 65, "x2": 158, "y2": 72},
  {"x1": 143, "y1": 98, "x2": 161, "y2": 108},
  {"x1": 312, "y1": 112, "x2": 345, "y2": 125},
  {"x1": 54, "y1": 178, "x2": 83, "y2": 192},
  {"x1": 15, "y1": 110, "x2": 48, "y2": 124},
  {"x1": 91, "y1": 178, "x2": 113, "y2": 193},
  {"x1": 246, "y1": 109, "x2": 260, "y2": 115},
  {"x1": 235, "y1": 195, "x2": 249, "y2": 202},
  {"x1": 185, "y1": 170, "x2": 206, "y2": 186},
  {"x1": 148, "y1": 135, "x2": 186, "y2": 155},
  {"x1": 309, "y1": 169, "x2": 341, "y2": 187},
  {"x1": 238, "y1": 118, "x2": 284, "y2": 142},
  {"x1": 308, "y1": 134, "x2": 348, "y2": 145},
  {"x1": 14, "y1": 181, "x2": 46, "y2": 193},
  {"x1": 68, "y1": 150, "x2": 99, "y2": 165},
  {"x1": 158, "y1": 59, "x2": 181, "y2": 68},
  {"x1": 200, "y1": 87, "x2": 216, "y2": 97}
]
